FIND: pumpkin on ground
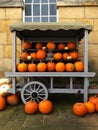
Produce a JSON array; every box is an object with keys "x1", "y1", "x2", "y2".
[
  {"x1": 53, "y1": 52, "x2": 62, "y2": 60},
  {"x1": 55, "y1": 62, "x2": 65, "y2": 72},
  {"x1": 17, "y1": 63, "x2": 28, "y2": 72},
  {"x1": 23, "y1": 42, "x2": 32, "y2": 49},
  {"x1": 65, "y1": 63, "x2": 74, "y2": 72},
  {"x1": 35, "y1": 42, "x2": 43, "y2": 49},
  {"x1": 67, "y1": 42, "x2": 76, "y2": 50},
  {"x1": 25, "y1": 101, "x2": 38, "y2": 114},
  {"x1": 28, "y1": 63, "x2": 37, "y2": 72},
  {"x1": 73, "y1": 102, "x2": 87, "y2": 116},
  {"x1": 37, "y1": 62, "x2": 47, "y2": 72},
  {"x1": 47, "y1": 42, "x2": 56, "y2": 50},
  {"x1": 89, "y1": 95, "x2": 98, "y2": 105},
  {"x1": 6, "y1": 94, "x2": 19, "y2": 105},
  {"x1": 0, "y1": 95, "x2": 6, "y2": 111},
  {"x1": 36, "y1": 49, "x2": 46, "y2": 60},
  {"x1": 74, "y1": 61, "x2": 84, "y2": 72},
  {"x1": 39, "y1": 100, "x2": 53, "y2": 114},
  {"x1": 84, "y1": 101, "x2": 95, "y2": 113},
  {"x1": 47, "y1": 61, "x2": 55, "y2": 72},
  {"x1": 58, "y1": 43, "x2": 65, "y2": 50}
]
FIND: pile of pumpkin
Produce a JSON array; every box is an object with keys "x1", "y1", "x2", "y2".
[
  {"x1": 0, "y1": 94, "x2": 53, "y2": 115},
  {"x1": 1, "y1": 93, "x2": 98, "y2": 116},
  {"x1": 16, "y1": 41, "x2": 84, "y2": 72},
  {"x1": 0, "y1": 94, "x2": 19, "y2": 111},
  {"x1": 72, "y1": 95, "x2": 98, "y2": 116}
]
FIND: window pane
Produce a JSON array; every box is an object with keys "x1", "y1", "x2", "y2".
[
  {"x1": 49, "y1": 0, "x2": 56, "y2": 2},
  {"x1": 25, "y1": 5, "x2": 31, "y2": 16},
  {"x1": 25, "y1": 17, "x2": 32, "y2": 22},
  {"x1": 50, "y1": 17, "x2": 56, "y2": 22},
  {"x1": 50, "y1": 4, "x2": 56, "y2": 15},
  {"x1": 41, "y1": 0, "x2": 48, "y2": 3},
  {"x1": 33, "y1": 17, "x2": 40, "y2": 22},
  {"x1": 25, "y1": 0, "x2": 32, "y2": 3},
  {"x1": 42, "y1": 17, "x2": 48, "y2": 22},
  {"x1": 41, "y1": 4, "x2": 48, "y2": 15},
  {"x1": 33, "y1": 5, "x2": 40, "y2": 16},
  {"x1": 33, "y1": 0, "x2": 40, "y2": 3},
  {"x1": 24, "y1": 0, "x2": 57, "y2": 22}
]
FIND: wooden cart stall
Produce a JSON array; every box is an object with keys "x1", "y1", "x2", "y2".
[{"x1": 5, "y1": 22, "x2": 96, "y2": 104}]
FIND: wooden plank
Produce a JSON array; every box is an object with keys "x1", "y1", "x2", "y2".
[{"x1": 5, "y1": 72, "x2": 96, "y2": 77}]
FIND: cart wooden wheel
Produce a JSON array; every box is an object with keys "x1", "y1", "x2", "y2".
[{"x1": 21, "y1": 81, "x2": 48, "y2": 104}]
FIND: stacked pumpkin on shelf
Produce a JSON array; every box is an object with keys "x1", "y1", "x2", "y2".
[{"x1": 16, "y1": 41, "x2": 84, "y2": 72}]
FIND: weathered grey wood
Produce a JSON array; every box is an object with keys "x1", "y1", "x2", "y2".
[
  {"x1": 6, "y1": 22, "x2": 96, "y2": 102},
  {"x1": 84, "y1": 30, "x2": 88, "y2": 72},
  {"x1": 5, "y1": 72, "x2": 96, "y2": 77},
  {"x1": 84, "y1": 78, "x2": 89, "y2": 102},
  {"x1": 12, "y1": 31, "x2": 16, "y2": 72}
]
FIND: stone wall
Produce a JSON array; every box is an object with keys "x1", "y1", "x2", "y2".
[
  {"x1": 0, "y1": 7, "x2": 22, "y2": 77},
  {"x1": 57, "y1": 0, "x2": 98, "y2": 82}
]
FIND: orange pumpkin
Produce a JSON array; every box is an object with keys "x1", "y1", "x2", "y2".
[
  {"x1": 35, "y1": 42, "x2": 43, "y2": 49},
  {"x1": 21, "y1": 52, "x2": 29, "y2": 59},
  {"x1": 62, "y1": 53, "x2": 69, "y2": 60},
  {"x1": 55, "y1": 62, "x2": 65, "y2": 72},
  {"x1": 67, "y1": 42, "x2": 76, "y2": 50},
  {"x1": 73, "y1": 102, "x2": 87, "y2": 116},
  {"x1": 23, "y1": 42, "x2": 32, "y2": 49},
  {"x1": 65, "y1": 63, "x2": 74, "y2": 72},
  {"x1": 47, "y1": 42, "x2": 56, "y2": 50},
  {"x1": 58, "y1": 43, "x2": 65, "y2": 50},
  {"x1": 25, "y1": 101, "x2": 38, "y2": 114},
  {"x1": 74, "y1": 61, "x2": 84, "y2": 72},
  {"x1": 53, "y1": 52, "x2": 62, "y2": 60},
  {"x1": 17, "y1": 63, "x2": 28, "y2": 72},
  {"x1": 69, "y1": 51, "x2": 79, "y2": 60},
  {"x1": 39, "y1": 100, "x2": 53, "y2": 114},
  {"x1": 89, "y1": 96, "x2": 98, "y2": 105},
  {"x1": 37, "y1": 62, "x2": 47, "y2": 72},
  {"x1": 84, "y1": 101, "x2": 95, "y2": 113},
  {"x1": 0, "y1": 95, "x2": 6, "y2": 111},
  {"x1": 36, "y1": 49, "x2": 46, "y2": 60},
  {"x1": 6, "y1": 94, "x2": 19, "y2": 105},
  {"x1": 47, "y1": 61, "x2": 55, "y2": 72},
  {"x1": 28, "y1": 63, "x2": 37, "y2": 72},
  {"x1": 30, "y1": 52, "x2": 37, "y2": 59}
]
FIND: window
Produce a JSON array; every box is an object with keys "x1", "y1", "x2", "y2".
[{"x1": 24, "y1": 0, "x2": 57, "y2": 22}]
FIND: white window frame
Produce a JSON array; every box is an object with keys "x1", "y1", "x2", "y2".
[{"x1": 23, "y1": 0, "x2": 58, "y2": 22}]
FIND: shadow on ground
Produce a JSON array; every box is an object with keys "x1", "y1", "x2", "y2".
[{"x1": 0, "y1": 94, "x2": 98, "y2": 130}]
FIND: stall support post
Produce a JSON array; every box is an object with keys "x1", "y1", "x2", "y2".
[
  {"x1": 84, "y1": 78, "x2": 89, "y2": 102},
  {"x1": 11, "y1": 31, "x2": 17, "y2": 94},
  {"x1": 83, "y1": 29, "x2": 89, "y2": 102}
]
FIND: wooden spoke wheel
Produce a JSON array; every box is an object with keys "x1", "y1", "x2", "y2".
[{"x1": 21, "y1": 81, "x2": 48, "y2": 104}]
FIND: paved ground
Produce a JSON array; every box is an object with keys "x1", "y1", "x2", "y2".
[{"x1": 0, "y1": 94, "x2": 98, "y2": 130}]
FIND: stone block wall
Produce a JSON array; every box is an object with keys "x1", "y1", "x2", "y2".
[
  {"x1": 0, "y1": 7, "x2": 22, "y2": 77},
  {"x1": 57, "y1": 0, "x2": 98, "y2": 82}
]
